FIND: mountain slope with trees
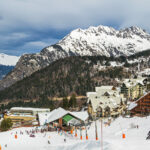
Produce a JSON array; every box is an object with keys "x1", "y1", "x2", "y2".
[
  {"x1": 0, "y1": 49, "x2": 150, "y2": 103},
  {"x1": 1, "y1": 25, "x2": 150, "y2": 91}
]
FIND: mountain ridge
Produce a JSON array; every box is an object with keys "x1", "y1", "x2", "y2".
[{"x1": 0, "y1": 25, "x2": 150, "y2": 90}]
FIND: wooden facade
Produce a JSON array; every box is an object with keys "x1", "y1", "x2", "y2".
[{"x1": 131, "y1": 92, "x2": 150, "y2": 115}]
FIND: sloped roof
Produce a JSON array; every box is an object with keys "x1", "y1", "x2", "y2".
[
  {"x1": 47, "y1": 107, "x2": 68, "y2": 123},
  {"x1": 86, "y1": 92, "x2": 97, "y2": 97},
  {"x1": 127, "y1": 102, "x2": 137, "y2": 111},
  {"x1": 70, "y1": 111, "x2": 89, "y2": 121},
  {"x1": 123, "y1": 77, "x2": 145, "y2": 88},
  {"x1": 38, "y1": 107, "x2": 89, "y2": 125},
  {"x1": 10, "y1": 107, "x2": 50, "y2": 112},
  {"x1": 95, "y1": 86, "x2": 114, "y2": 92},
  {"x1": 63, "y1": 114, "x2": 74, "y2": 123},
  {"x1": 127, "y1": 92, "x2": 150, "y2": 111},
  {"x1": 89, "y1": 95, "x2": 125, "y2": 112},
  {"x1": 38, "y1": 112, "x2": 52, "y2": 126}
]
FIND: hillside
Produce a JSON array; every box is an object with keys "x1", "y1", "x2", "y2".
[
  {"x1": 1, "y1": 25, "x2": 150, "y2": 90},
  {"x1": 0, "y1": 50, "x2": 150, "y2": 103}
]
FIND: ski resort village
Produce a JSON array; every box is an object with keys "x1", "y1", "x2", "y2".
[
  {"x1": 1, "y1": 1, "x2": 150, "y2": 149},
  {"x1": 0, "y1": 76, "x2": 150, "y2": 150}
]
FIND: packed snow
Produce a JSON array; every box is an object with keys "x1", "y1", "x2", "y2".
[
  {"x1": 0, "y1": 53, "x2": 20, "y2": 66},
  {"x1": 0, "y1": 116, "x2": 150, "y2": 150}
]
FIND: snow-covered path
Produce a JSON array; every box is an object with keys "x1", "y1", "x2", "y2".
[{"x1": 0, "y1": 116, "x2": 150, "y2": 150}]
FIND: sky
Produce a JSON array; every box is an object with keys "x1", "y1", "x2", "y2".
[{"x1": 0, "y1": 0, "x2": 150, "y2": 56}]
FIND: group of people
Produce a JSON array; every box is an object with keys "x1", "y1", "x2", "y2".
[{"x1": 2, "y1": 126, "x2": 70, "y2": 149}]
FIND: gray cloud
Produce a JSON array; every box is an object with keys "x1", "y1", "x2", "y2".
[
  {"x1": 0, "y1": 0, "x2": 150, "y2": 55},
  {"x1": 1, "y1": 0, "x2": 150, "y2": 31}
]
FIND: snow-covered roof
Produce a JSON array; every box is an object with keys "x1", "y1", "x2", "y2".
[
  {"x1": 86, "y1": 92, "x2": 97, "y2": 97},
  {"x1": 47, "y1": 107, "x2": 68, "y2": 123},
  {"x1": 10, "y1": 107, "x2": 50, "y2": 112},
  {"x1": 123, "y1": 77, "x2": 145, "y2": 88},
  {"x1": 127, "y1": 102, "x2": 138, "y2": 110},
  {"x1": 68, "y1": 118, "x2": 80, "y2": 125},
  {"x1": 38, "y1": 112, "x2": 52, "y2": 126},
  {"x1": 87, "y1": 85, "x2": 124, "y2": 112},
  {"x1": 89, "y1": 96, "x2": 125, "y2": 112},
  {"x1": 70, "y1": 111, "x2": 89, "y2": 122},
  {"x1": 134, "y1": 91, "x2": 150, "y2": 104},
  {"x1": 95, "y1": 86, "x2": 114, "y2": 92},
  {"x1": 38, "y1": 107, "x2": 89, "y2": 125}
]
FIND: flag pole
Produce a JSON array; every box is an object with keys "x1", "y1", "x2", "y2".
[{"x1": 101, "y1": 119, "x2": 103, "y2": 150}]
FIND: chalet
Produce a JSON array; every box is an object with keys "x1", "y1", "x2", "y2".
[
  {"x1": 128, "y1": 92, "x2": 150, "y2": 115},
  {"x1": 87, "y1": 86, "x2": 126, "y2": 118},
  {"x1": 120, "y1": 78, "x2": 145, "y2": 100},
  {"x1": 38, "y1": 107, "x2": 89, "y2": 128}
]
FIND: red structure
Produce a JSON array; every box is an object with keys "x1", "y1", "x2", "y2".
[
  {"x1": 131, "y1": 92, "x2": 150, "y2": 115},
  {"x1": 58, "y1": 118, "x2": 62, "y2": 127}
]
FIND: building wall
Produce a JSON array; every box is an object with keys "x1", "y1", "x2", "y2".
[
  {"x1": 121, "y1": 83, "x2": 143, "y2": 100},
  {"x1": 10, "y1": 109, "x2": 50, "y2": 116},
  {"x1": 88, "y1": 104, "x2": 96, "y2": 118},
  {"x1": 4, "y1": 115, "x2": 36, "y2": 122},
  {"x1": 131, "y1": 92, "x2": 150, "y2": 114}
]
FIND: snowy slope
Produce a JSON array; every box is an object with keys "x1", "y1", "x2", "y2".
[
  {"x1": 45, "y1": 26, "x2": 150, "y2": 57},
  {"x1": 57, "y1": 26, "x2": 150, "y2": 56},
  {"x1": 0, "y1": 116, "x2": 150, "y2": 150},
  {"x1": 0, "y1": 53, "x2": 20, "y2": 66}
]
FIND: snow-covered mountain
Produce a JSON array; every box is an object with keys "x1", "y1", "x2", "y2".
[
  {"x1": 0, "y1": 25, "x2": 150, "y2": 90},
  {"x1": 53, "y1": 25, "x2": 150, "y2": 57},
  {"x1": 0, "y1": 53, "x2": 20, "y2": 66}
]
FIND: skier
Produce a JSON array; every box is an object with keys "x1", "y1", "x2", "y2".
[{"x1": 146, "y1": 135, "x2": 150, "y2": 140}]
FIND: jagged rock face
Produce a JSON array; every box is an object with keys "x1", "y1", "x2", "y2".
[{"x1": 1, "y1": 25, "x2": 150, "y2": 90}]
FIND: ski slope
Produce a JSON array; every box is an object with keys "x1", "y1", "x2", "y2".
[{"x1": 0, "y1": 116, "x2": 150, "y2": 150}]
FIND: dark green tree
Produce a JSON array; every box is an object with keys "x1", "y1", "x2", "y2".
[
  {"x1": 69, "y1": 94, "x2": 77, "y2": 108},
  {"x1": 62, "y1": 97, "x2": 69, "y2": 109},
  {"x1": 0, "y1": 118, "x2": 13, "y2": 131},
  {"x1": 49, "y1": 100, "x2": 54, "y2": 110}
]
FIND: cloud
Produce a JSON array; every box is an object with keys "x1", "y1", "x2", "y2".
[
  {"x1": 0, "y1": 37, "x2": 59, "y2": 56},
  {"x1": 0, "y1": 0, "x2": 150, "y2": 56},
  {"x1": 1, "y1": 0, "x2": 150, "y2": 31},
  {"x1": 21, "y1": 38, "x2": 59, "y2": 52}
]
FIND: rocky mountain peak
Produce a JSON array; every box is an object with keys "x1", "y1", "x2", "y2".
[{"x1": 0, "y1": 25, "x2": 150, "y2": 90}]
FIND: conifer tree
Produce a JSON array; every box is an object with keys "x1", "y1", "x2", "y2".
[{"x1": 62, "y1": 97, "x2": 69, "y2": 109}]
